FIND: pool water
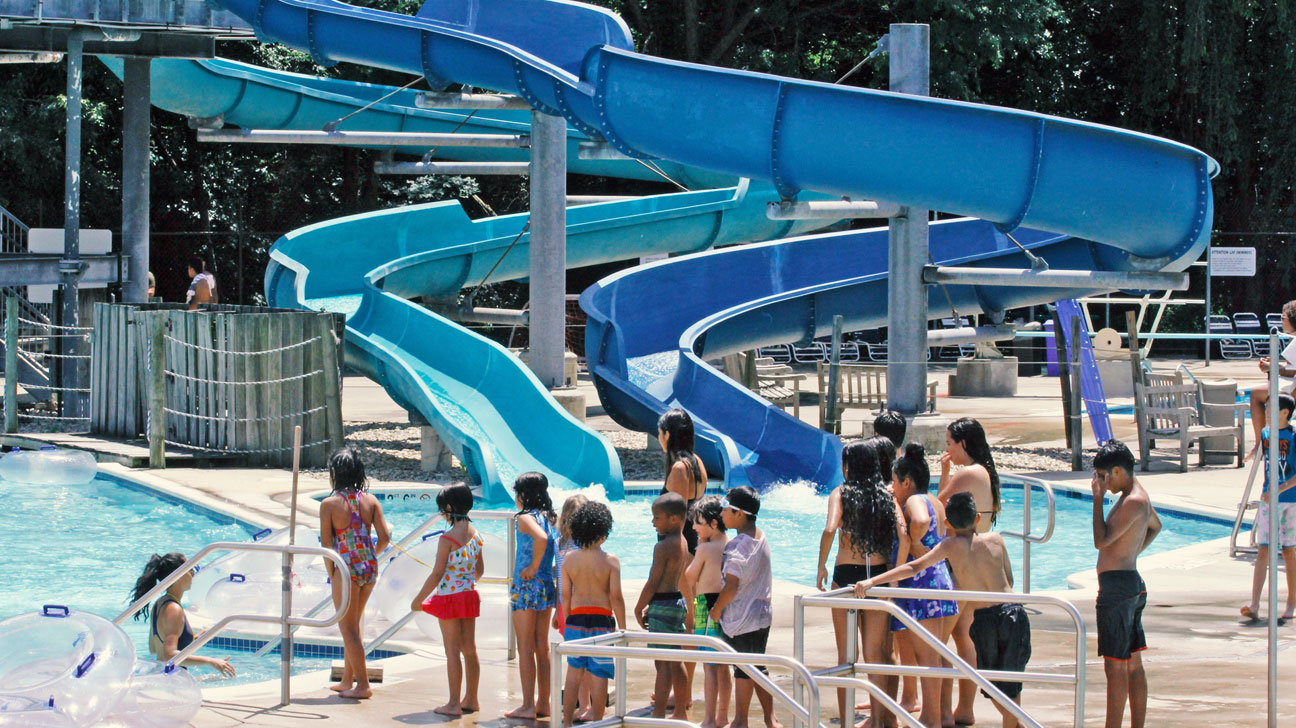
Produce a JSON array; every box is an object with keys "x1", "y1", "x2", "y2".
[
  {"x1": 0, "y1": 474, "x2": 337, "y2": 685},
  {"x1": 377, "y1": 478, "x2": 1235, "y2": 591}
]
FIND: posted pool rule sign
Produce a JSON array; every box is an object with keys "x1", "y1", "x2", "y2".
[{"x1": 1209, "y1": 247, "x2": 1256, "y2": 276}]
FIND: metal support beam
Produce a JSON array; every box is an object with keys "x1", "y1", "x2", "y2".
[
  {"x1": 0, "y1": 26, "x2": 218, "y2": 57},
  {"x1": 373, "y1": 161, "x2": 530, "y2": 176},
  {"x1": 426, "y1": 303, "x2": 529, "y2": 326},
  {"x1": 122, "y1": 57, "x2": 150, "y2": 303},
  {"x1": 527, "y1": 111, "x2": 567, "y2": 389},
  {"x1": 886, "y1": 24, "x2": 931, "y2": 417},
  {"x1": 415, "y1": 91, "x2": 530, "y2": 109},
  {"x1": 0, "y1": 51, "x2": 62, "y2": 63},
  {"x1": 926, "y1": 324, "x2": 1018, "y2": 346},
  {"x1": 921, "y1": 266, "x2": 1190, "y2": 291},
  {"x1": 198, "y1": 128, "x2": 531, "y2": 148},
  {"x1": 577, "y1": 142, "x2": 633, "y2": 161},
  {"x1": 766, "y1": 199, "x2": 904, "y2": 220},
  {"x1": 0, "y1": 255, "x2": 130, "y2": 287},
  {"x1": 62, "y1": 32, "x2": 87, "y2": 419}
]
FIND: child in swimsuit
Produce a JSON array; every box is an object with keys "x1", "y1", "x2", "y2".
[
  {"x1": 319, "y1": 448, "x2": 391, "y2": 700},
  {"x1": 680, "y1": 495, "x2": 730, "y2": 728},
  {"x1": 558, "y1": 501, "x2": 626, "y2": 728},
  {"x1": 552, "y1": 494, "x2": 591, "y2": 719},
  {"x1": 411, "y1": 483, "x2": 483, "y2": 716},
  {"x1": 506, "y1": 472, "x2": 559, "y2": 720},
  {"x1": 130, "y1": 553, "x2": 235, "y2": 676},
  {"x1": 891, "y1": 442, "x2": 959, "y2": 728}
]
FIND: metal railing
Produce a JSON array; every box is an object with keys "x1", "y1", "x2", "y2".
[
  {"x1": 553, "y1": 631, "x2": 823, "y2": 728},
  {"x1": 795, "y1": 586, "x2": 1086, "y2": 728},
  {"x1": 1230, "y1": 454, "x2": 1263, "y2": 556},
  {"x1": 1001, "y1": 476, "x2": 1057, "y2": 593},
  {"x1": 115, "y1": 541, "x2": 351, "y2": 705},
  {"x1": 361, "y1": 508, "x2": 517, "y2": 659}
]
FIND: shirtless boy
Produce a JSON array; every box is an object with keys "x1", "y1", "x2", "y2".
[
  {"x1": 559, "y1": 501, "x2": 626, "y2": 728},
  {"x1": 637, "y1": 492, "x2": 691, "y2": 720},
  {"x1": 681, "y1": 496, "x2": 731, "y2": 728},
  {"x1": 1091, "y1": 440, "x2": 1161, "y2": 728},
  {"x1": 855, "y1": 493, "x2": 1029, "y2": 728}
]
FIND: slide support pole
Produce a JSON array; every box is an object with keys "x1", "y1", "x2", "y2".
[{"x1": 528, "y1": 111, "x2": 567, "y2": 389}]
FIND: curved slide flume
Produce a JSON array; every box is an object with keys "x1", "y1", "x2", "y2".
[{"x1": 205, "y1": 0, "x2": 1216, "y2": 489}]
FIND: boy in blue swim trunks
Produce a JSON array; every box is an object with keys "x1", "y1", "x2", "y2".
[
  {"x1": 559, "y1": 501, "x2": 625, "y2": 728},
  {"x1": 637, "y1": 492, "x2": 691, "y2": 720}
]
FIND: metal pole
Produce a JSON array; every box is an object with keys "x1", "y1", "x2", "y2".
[
  {"x1": 885, "y1": 24, "x2": 930, "y2": 417},
  {"x1": 281, "y1": 425, "x2": 303, "y2": 705},
  {"x1": 507, "y1": 523, "x2": 517, "y2": 661},
  {"x1": 1023, "y1": 482, "x2": 1032, "y2": 594},
  {"x1": 61, "y1": 33, "x2": 85, "y2": 419},
  {"x1": 122, "y1": 58, "x2": 150, "y2": 304},
  {"x1": 4, "y1": 297, "x2": 16, "y2": 433},
  {"x1": 527, "y1": 111, "x2": 567, "y2": 389},
  {"x1": 1266, "y1": 333, "x2": 1278, "y2": 728},
  {"x1": 844, "y1": 606, "x2": 858, "y2": 728},
  {"x1": 793, "y1": 595, "x2": 804, "y2": 727},
  {"x1": 825, "y1": 315, "x2": 843, "y2": 434},
  {"x1": 1204, "y1": 250, "x2": 1211, "y2": 364},
  {"x1": 148, "y1": 313, "x2": 165, "y2": 468}
]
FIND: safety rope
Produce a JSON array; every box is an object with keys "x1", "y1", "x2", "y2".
[
  {"x1": 164, "y1": 405, "x2": 327, "y2": 423},
  {"x1": 163, "y1": 335, "x2": 321, "y2": 355},
  {"x1": 163, "y1": 438, "x2": 330, "y2": 455},
  {"x1": 18, "y1": 317, "x2": 91, "y2": 332},
  {"x1": 164, "y1": 368, "x2": 323, "y2": 386},
  {"x1": 17, "y1": 412, "x2": 90, "y2": 421},
  {"x1": 423, "y1": 109, "x2": 480, "y2": 160}
]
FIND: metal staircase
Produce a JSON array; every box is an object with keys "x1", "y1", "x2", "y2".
[{"x1": 0, "y1": 204, "x2": 54, "y2": 399}]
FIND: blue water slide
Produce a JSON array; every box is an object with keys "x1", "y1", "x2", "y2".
[{"x1": 205, "y1": 0, "x2": 1217, "y2": 489}]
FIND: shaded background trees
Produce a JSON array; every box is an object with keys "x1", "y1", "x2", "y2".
[{"x1": 0, "y1": 0, "x2": 1290, "y2": 320}]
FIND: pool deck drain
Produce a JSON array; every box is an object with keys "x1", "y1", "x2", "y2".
[{"x1": 46, "y1": 360, "x2": 1296, "y2": 725}]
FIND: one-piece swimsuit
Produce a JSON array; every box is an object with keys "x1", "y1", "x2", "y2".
[
  {"x1": 333, "y1": 489, "x2": 378, "y2": 587},
  {"x1": 659, "y1": 454, "x2": 704, "y2": 554},
  {"x1": 891, "y1": 494, "x2": 959, "y2": 630}
]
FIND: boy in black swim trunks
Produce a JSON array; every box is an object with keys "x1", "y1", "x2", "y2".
[
  {"x1": 1091, "y1": 440, "x2": 1161, "y2": 728},
  {"x1": 856, "y1": 493, "x2": 1029, "y2": 728},
  {"x1": 636, "y1": 492, "x2": 690, "y2": 720}
]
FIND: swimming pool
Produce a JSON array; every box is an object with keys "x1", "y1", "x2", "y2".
[
  {"x1": 0, "y1": 472, "x2": 344, "y2": 685},
  {"x1": 375, "y1": 477, "x2": 1235, "y2": 591}
]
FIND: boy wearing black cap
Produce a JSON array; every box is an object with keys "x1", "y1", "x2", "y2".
[{"x1": 709, "y1": 486, "x2": 779, "y2": 728}]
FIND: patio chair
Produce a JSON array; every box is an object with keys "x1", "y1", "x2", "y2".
[
  {"x1": 1267, "y1": 312, "x2": 1283, "y2": 333},
  {"x1": 1209, "y1": 315, "x2": 1252, "y2": 360},
  {"x1": 1134, "y1": 370, "x2": 1245, "y2": 472},
  {"x1": 1232, "y1": 312, "x2": 1264, "y2": 357},
  {"x1": 751, "y1": 357, "x2": 806, "y2": 418},
  {"x1": 758, "y1": 344, "x2": 792, "y2": 364},
  {"x1": 790, "y1": 342, "x2": 827, "y2": 364}
]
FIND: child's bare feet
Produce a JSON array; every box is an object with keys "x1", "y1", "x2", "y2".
[
  {"x1": 329, "y1": 683, "x2": 350, "y2": 693},
  {"x1": 952, "y1": 710, "x2": 975, "y2": 726},
  {"x1": 461, "y1": 700, "x2": 480, "y2": 713},
  {"x1": 764, "y1": 717, "x2": 784, "y2": 728},
  {"x1": 434, "y1": 702, "x2": 463, "y2": 716},
  {"x1": 505, "y1": 704, "x2": 537, "y2": 719},
  {"x1": 339, "y1": 686, "x2": 372, "y2": 699},
  {"x1": 537, "y1": 702, "x2": 551, "y2": 718}
]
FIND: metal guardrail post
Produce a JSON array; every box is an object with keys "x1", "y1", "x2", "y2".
[
  {"x1": 1267, "y1": 333, "x2": 1280, "y2": 728},
  {"x1": 1000, "y1": 477, "x2": 1056, "y2": 594}
]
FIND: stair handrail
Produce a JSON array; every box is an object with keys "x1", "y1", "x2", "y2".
[
  {"x1": 796, "y1": 586, "x2": 1085, "y2": 728},
  {"x1": 0, "y1": 203, "x2": 29, "y2": 254}
]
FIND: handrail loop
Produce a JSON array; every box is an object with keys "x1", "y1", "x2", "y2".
[{"x1": 1000, "y1": 475, "x2": 1057, "y2": 593}]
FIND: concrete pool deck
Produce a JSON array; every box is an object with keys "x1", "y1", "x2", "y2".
[{"x1": 31, "y1": 358, "x2": 1296, "y2": 725}]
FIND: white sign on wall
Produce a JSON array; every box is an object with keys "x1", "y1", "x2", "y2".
[
  {"x1": 1209, "y1": 247, "x2": 1256, "y2": 277},
  {"x1": 26, "y1": 228, "x2": 113, "y2": 303}
]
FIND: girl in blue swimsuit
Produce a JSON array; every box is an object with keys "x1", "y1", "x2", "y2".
[
  {"x1": 130, "y1": 553, "x2": 235, "y2": 676},
  {"x1": 507, "y1": 472, "x2": 559, "y2": 720}
]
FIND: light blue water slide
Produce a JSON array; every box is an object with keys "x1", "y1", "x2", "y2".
[{"x1": 201, "y1": 0, "x2": 1216, "y2": 490}]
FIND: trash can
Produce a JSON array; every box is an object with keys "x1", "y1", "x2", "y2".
[{"x1": 1199, "y1": 379, "x2": 1240, "y2": 464}]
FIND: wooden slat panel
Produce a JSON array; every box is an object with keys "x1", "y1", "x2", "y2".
[{"x1": 264, "y1": 314, "x2": 283, "y2": 466}]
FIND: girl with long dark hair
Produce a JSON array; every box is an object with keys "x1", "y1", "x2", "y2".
[
  {"x1": 658, "y1": 408, "x2": 708, "y2": 554},
  {"x1": 507, "y1": 471, "x2": 559, "y2": 719},
  {"x1": 129, "y1": 553, "x2": 235, "y2": 676}
]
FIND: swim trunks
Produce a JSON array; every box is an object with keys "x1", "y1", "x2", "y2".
[
  {"x1": 646, "y1": 591, "x2": 688, "y2": 649},
  {"x1": 1096, "y1": 570, "x2": 1147, "y2": 660},
  {"x1": 722, "y1": 626, "x2": 770, "y2": 680},
  {"x1": 1256, "y1": 503, "x2": 1296, "y2": 548},
  {"x1": 970, "y1": 602, "x2": 1032, "y2": 699},
  {"x1": 832, "y1": 562, "x2": 884, "y2": 588},
  {"x1": 563, "y1": 607, "x2": 617, "y2": 679},
  {"x1": 693, "y1": 593, "x2": 722, "y2": 640}
]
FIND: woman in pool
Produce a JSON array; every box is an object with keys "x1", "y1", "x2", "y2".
[
  {"x1": 892, "y1": 442, "x2": 959, "y2": 728},
  {"x1": 130, "y1": 553, "x2": 236, "y2": 676},
  {"x1": 936, "y1": 417, "x2": 1000, "y2": 724},
  {"x1": 658, "y1": 408, "x2": 708, "y2": 555},
  {"x1": 817, "y1": 438, "x2": 906, "y2": 728},
  {"x1": 319, "y1": 448, "x2": 391, "y2": 699},
  {"x1": 507, "y1": 471, "x2": 559, "y2": 719}
]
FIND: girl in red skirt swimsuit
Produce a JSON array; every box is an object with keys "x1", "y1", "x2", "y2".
[{"x1": 412, "y1": 483, "x2": 484, "y2": 715}]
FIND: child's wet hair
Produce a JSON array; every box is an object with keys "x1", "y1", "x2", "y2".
[
  {"x1": 328, "y1": 447, "x2": 367, "y2": 492},
  {"x1": 946, "y1": 492, "x2": 978, "y2": 530},
  {"x1": 513, "y1": 471, "x2": 557, "y2": 523},
  {"x1": 436, "y1": 483, "x2": 474, "y2": 523},
  {"x1": 725, "y1": 485, "x2": 760, "y2": 519},
  {"x1": 1094, "y1": 439, "x2": 1135, "y2": 474},
  {"x1": 841, "y1": 438, "x2": 884, "y2": 486},
  {"x1": 865, "y1": 435, "x2": 896, "y2": 481},
  {"x1": 690, "y1": 495, "x2": 726, "y2": 532},
  {"x1": 129, "y1": 552, "x2": 187, "y2": 621},
  {"x1": 873, "y1": 409, "x2": 907, "y2": 448},
  {"x1": 570, "y1": 501, "x2": 614, "y2": 548},
  {"x1": 658, "y1": 408, "x2": 703, "y2": 484},
  {"x1": 653, "y1": 491, "x2": 687, "y2": 518},
  {"x1": 893, "y1": 442, "x2": 931, "y2": 493},
  {"x1": 558, "y1": 494, "x2": 590, "y2": 541},
  {"x1": 1279, "y1": 393, "x2": 1296, "y2": 417},
  {"x1": 948, "y1": 417, "x2": 1000, "y2": 523}
]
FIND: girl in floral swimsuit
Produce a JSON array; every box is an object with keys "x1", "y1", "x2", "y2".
[
  {"x1": 506, "y1": 472, "x2": 559, "y2": 720},
  {"x1": 320, "y1": 448, "x2": 391, "y2": 699}
]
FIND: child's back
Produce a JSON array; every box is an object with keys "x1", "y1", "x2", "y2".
[
  {"x1": 942, "y1": 531, "x2": 1014, "y2": 604},
  {"x1": 564, "y1": 546, "x2": 620, "y2": 613},
  {"x1": 693, "y1": 536, "x2": 726, "y2": 594}
]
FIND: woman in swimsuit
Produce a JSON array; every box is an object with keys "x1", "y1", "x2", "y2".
[
  {"x1": 817, "y1": 437, "x2": 906, "y2": 728},
  {"x1": 319, "y1": 448, "x2": 391, "y2": 699},
  {"x1": 937, "y1": 417, "x2": 1001, "y2": 724},
  {"x1": 658, "y1": 408, "x2": 708, "y2": 555},
  {"x1": 129, "y1": 553, "x2": 236, "y2": 676},
  {"x1": 892, "y1": 443, "x2": 959, "y2": 728}
]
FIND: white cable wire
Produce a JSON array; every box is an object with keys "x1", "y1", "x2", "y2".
[
  {"x1": 163, "y1": 369, "x2": 323, "y2": 386},
  {"x1": 163, "y1": 335, "x2": 321, "y2": 355},
  {"x1": 163, "y1": 405, "x2": 327, "y2": 423}
]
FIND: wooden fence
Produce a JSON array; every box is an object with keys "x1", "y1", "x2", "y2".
[{"x1": 90, "y1": 303, "x2": 345, "y2": 468}]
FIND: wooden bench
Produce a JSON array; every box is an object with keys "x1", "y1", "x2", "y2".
[
  {"x1": 816, "y1": 363, "x2": 938, "y2": 431},
  {"x1": 753, "y1": 358, "x2": 806, "y2": 418},
  {"x1": 1135, "y1": 370, "x2": 1245, "y2": 472}
]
